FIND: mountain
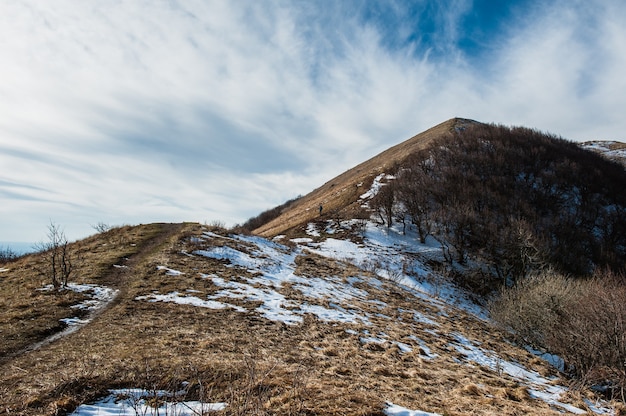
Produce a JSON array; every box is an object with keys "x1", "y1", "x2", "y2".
[
  {"x1": 1, "y1": 120, "x2": 625, "y2": 415},
  {"x1": 253, "y1": 118, "x2": 478, "y2": 238},
  {"x1": 256, "y1": 118, "x2": 626, "y2": 281}
]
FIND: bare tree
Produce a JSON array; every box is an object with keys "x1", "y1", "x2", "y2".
[
  {"x1": 92, "y1": 222, "x2": 112, "y2": 234},
  {"x1": 0, "y1": 246, "x2": 19, "y2": 264},
  {"x1": 35, "y1": 221, "x2": 75, "y2": 289},
  {"x1": 396, "y1": 166, "x2": 434, "y2": 243},
  {"x1": 370, "y1": 183, "x2": 395, "y2": 228}
]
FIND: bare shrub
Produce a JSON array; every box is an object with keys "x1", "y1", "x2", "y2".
[
  {"x1": 124, "y1": 359, "x2": 223, "y2": 415},
  {"x1": 360, "y1": 258, "x2": 380, "y2": 275},
  {"x1": 91, "y1": 222, "x2": 112, "y2": 234},
  {"x1": 0, "y1": 245, "x2": 20, "y2": 264},
  {"x1": 240, "y1": 195, "x2": 303, "y2": 233},
  {"x1": 34, "y1": 222, "x2": 78, "y2": 289},
  {"x1": 382, "y1": 261, "x2": 404, "y2": 285},
  {"x1": 489, "y1": 271, "x2": 580, "y2": 348},
  {"x1": 206, "y1": 220, "x2": 226, "y2": 230},
  {"x1": 490, "y1": 269, "x2": 626, "y2": 400},
  {"x1": 560, "y1": 271, "x2": 626, "y2": 399}
]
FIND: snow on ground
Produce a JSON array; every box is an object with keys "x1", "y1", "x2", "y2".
[
  {"x1": 39, "y1": 283, "x2": 118, "y2": 327},
  {"x1": 306, "y1": 222, "x2": 321, "y2": 237},
  {"x1": 384, "y1": 402, "x2": 442, "y2": 416},
  {"x1": 582, "y1": 141, "x2": 626, "y2": 164},
  {"x1": 156, "y1": 265, "x2": 184, "y2": 276},
  {"x1": 194, "y1": 233, "x2": 376, "y2": 326},
  {"x1": 450, "y1": 333, "x2": 613, "y2": 415},
  {"x1": 526, "y1": 346, "x2": 566, "y2": 373},
  {"x1": 127, "y1": 223, "x2": 614, "y2": 415},
  {"x1": 23, "y1": 282, "x2": 120, "y2": 354},
  {"x1": 69, "y1": 388, "x2": 226, "y2": 416},
  {"x1": 360, "y1": 173, "x2": 395, "y2": 200},
  {"x1": 136, "y1": 291, "x2": 246, "y2": 312},
  {"x1": 302, "y1": 221, "x2": 487, "y2": 319}
]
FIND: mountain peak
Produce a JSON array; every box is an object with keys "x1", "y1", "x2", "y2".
[{"x1": 254, "y1": 118, "x2": 479, "y2": 237}]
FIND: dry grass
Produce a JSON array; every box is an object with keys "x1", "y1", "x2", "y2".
[
  {"x1": 253, "y1": 118, "x2": 470, "y2": 238},
  {"x1": 0, "y1": 223, "x2": 176, "y2": 359},
  {"x1": 0, "y1": 223, "x2": 612, "y2": 415},
  {"x1": 582, "y1": 140, "x2": 626, "y2": 167}
]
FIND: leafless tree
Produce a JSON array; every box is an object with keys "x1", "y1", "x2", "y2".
[
  {"x1": 35, "y1": 221, "x2": 75, "y2": 289},
  {"x1": 370, "y1": 183, "x2": 395, "y2": 228}
]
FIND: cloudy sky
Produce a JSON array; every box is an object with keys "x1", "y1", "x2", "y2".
[{"x1": 1, "y1": 0, "x2": 625, "y2": 243}]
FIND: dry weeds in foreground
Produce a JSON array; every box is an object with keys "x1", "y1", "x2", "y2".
[{"x1": 0, "y1": 223, "x2": 617, "y2": 415}]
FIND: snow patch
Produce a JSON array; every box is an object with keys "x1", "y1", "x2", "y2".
[
  {"x1": 360, "y1": 173, "x2": 395, "y2": 200},
  {"x1": 157, "y1": 266, "x2": 183, "y2": 276},
  {"x1": 384, "y1": 402, "x2": 442, "y2": 416},
  {"x1": 69, "y1": 388, "x2": 226, "y2": 416},
  {"x1": 135, "y1": 292, "x2": 245, "y2": 312}
]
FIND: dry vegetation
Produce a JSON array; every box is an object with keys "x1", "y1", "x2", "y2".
[
  {"x1": 2, "y1": 120, "x2": 625, "y2": 415},
  {"x1": 252, "y1": 118, "x2": 475, "y2": 238},
  {"x1": 0, "y1": 223, "x2": 172, "y2": 359},
  {"x1": 490, "y1": 269, "x2": 626, "y2": 400},
  {"x1": 0, "y1": 223, "x2": 614, "y2": 415}
]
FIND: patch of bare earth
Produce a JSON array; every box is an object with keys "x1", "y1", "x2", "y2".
[{"x1": 0, "y1": 224, "x2": 613, "y2": 415}]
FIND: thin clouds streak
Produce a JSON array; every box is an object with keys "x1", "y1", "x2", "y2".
[{"x1": 0, "y1": 0, "x2": 625, "y2": 241}]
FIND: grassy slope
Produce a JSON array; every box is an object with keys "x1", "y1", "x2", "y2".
[
  {"x1": 0, "y1": 222, "x2": 613, "y2": 415},
  {"x1": 254, "y1": 119, "x2": 626, "y2": 242},
  {"x1": 0, "y1": 223, "x2": 176, "y2": 359},
  {"x1": 253, "y1": 118, "x2": 476, "y2": 238},
  {"x1": 2, "y1": 119, "x2": 623, "y2": 415}
]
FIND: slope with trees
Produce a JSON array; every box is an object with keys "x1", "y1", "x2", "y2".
[{"x1": 376, "y1": 123, "x2": 626, "y2": 285}]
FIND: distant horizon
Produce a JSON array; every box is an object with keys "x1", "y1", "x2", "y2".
[{"x1": 1, "y1": 241, "x2": 38, "y2": 255}]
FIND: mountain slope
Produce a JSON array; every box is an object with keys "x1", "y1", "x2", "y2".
[
  {"x1": 1, "y1": 119, "x2": 625, "y2": 415},
  {"x1": 0, "y1": 220, "x2": 619, "y2": 415},
  {"x1": 253, "y1": 118, "x2": 477, "y2": 238},
  {"x1": 582, "y1": 140, "x2": 626, "y2": 167},
  {"x1": 257, "y1": 120, "x2": 626, "y2": 282}
]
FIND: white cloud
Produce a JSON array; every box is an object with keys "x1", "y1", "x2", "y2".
[
  {"x1": 0, "y1": 0, "x2": 625, "y2": 241},
  {"x1": 480, "y1": 1, "x2": 626, "y2": 139}
]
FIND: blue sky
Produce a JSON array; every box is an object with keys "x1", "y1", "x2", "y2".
[{"x1": 1, "y1": 0, "x2": 625, "y2": 243}]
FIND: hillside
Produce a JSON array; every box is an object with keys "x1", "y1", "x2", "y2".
[
  {"x1": 1, "y1": 119, "x2": 625, "y2": 415},
  {"x1": 582, "y1": 141, "x2": 626, "y2": 167},
  {"x1": 253, "y1": 118, "x2": 478, "y2": 238},
  {"x1": 0, "y1": 224, "x2": 620, "y2": 414},
  {"x1": 256, "y1": 120, "x2": 626, "y2": 281}
]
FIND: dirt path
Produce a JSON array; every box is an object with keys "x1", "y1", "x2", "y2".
[{"x1": 3, "y1": 223, "x2": 186, "y2": 361}]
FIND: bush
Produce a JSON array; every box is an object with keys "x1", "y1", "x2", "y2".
[
  {"x1": 489, "y1": 271, "x2": 580, "y2": 348},
  {"x1": 490, "y1": 269, "x2": 626, "y2": 400},
  {"x1": 0, "y1": 246, "x2": 20, "y2": 264},
  {"x1": 34, "y1": 222, "x2": 77, "y2": 289}
]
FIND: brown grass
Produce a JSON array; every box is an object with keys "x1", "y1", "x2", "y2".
[
  {"x1": 0, "y1": 223, "x2": 177, "y2": 359},
  {"x1": 582, "y1": 140, "x2": 626, "y2": 167},
  {"x1": 0, "y1": 223, "x2": 613, "y2": 415},
  {"x1": 253, "y1": 118, "x2": 472, "y2": 238}
]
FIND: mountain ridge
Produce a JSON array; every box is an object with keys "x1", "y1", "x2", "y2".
[
  {"x1": 253, "y1": 118, "x2": 479, "y2": 238},
  {"x1": 254, "y1": 118, "x2": 626, "y2": 242},
  {"x1": 1, "y1": 119, "x2": 625, "y2": 415}
]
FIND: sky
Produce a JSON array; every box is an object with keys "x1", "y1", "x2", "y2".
[{"x1": 1, "y1": 0, "x2": 625, "y2": 243}]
